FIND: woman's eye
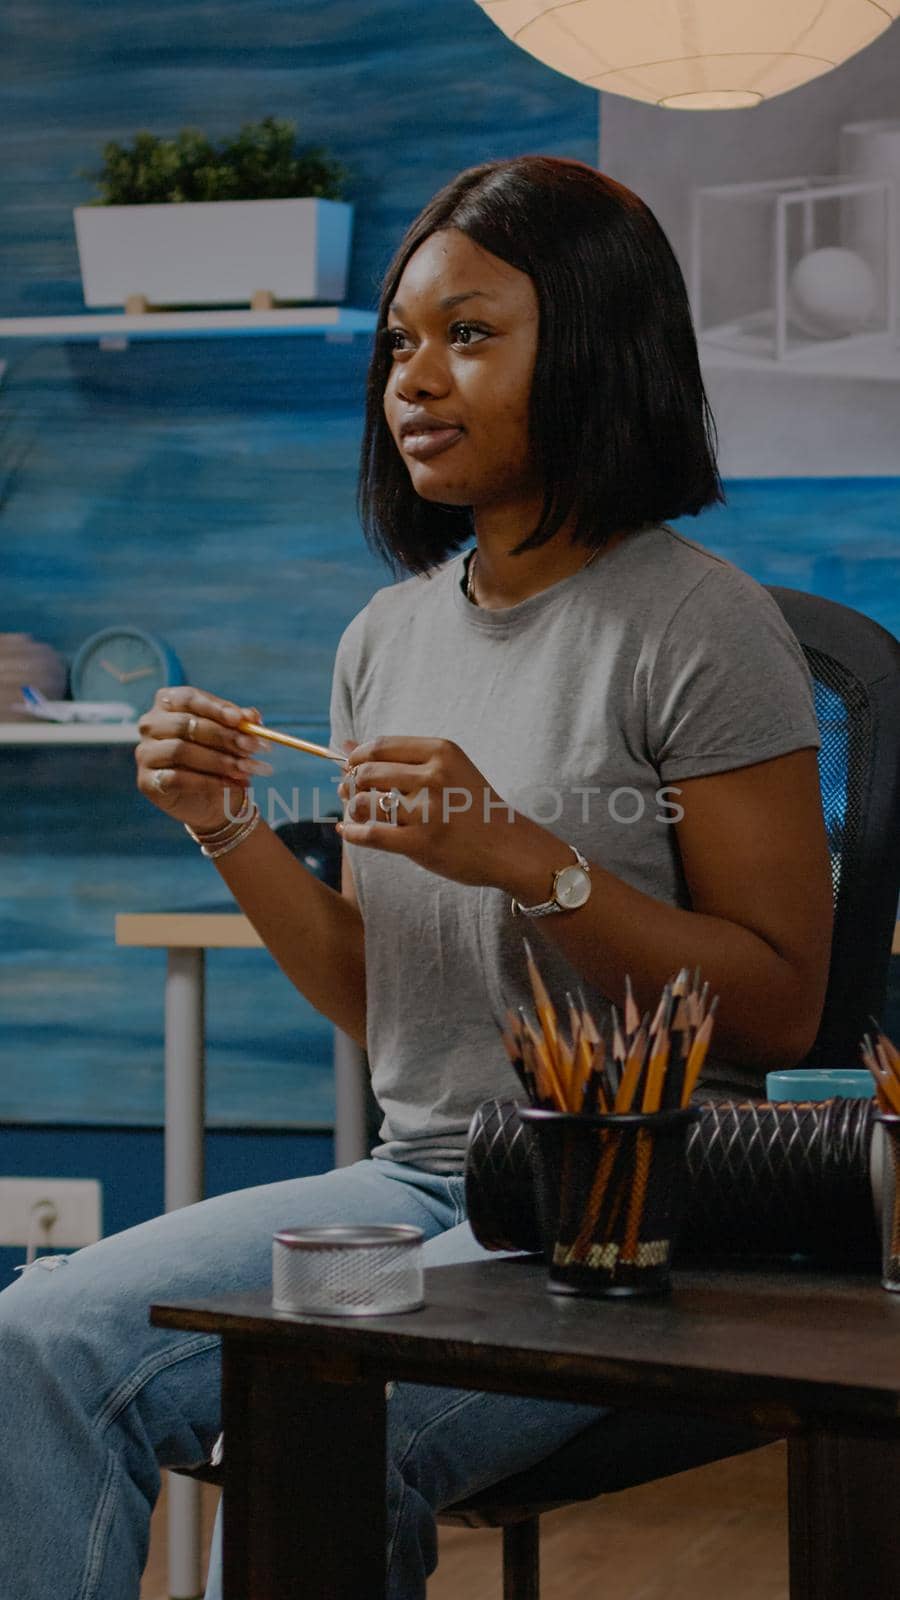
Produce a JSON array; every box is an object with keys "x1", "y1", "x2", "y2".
[
  {"x1": 384, "y1": 322, "x2": 489, "y2": 355},
  {"x1": 450, "y1": 322, "x2": 489, "y2": 347}
]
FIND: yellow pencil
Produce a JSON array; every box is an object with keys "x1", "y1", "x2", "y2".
[
  {"x1": 237, "y1": 721, "x2": 347, "y2": 763},
  {"x1": 614, "y1": 1022, "x2": 649, "y2": 1113},
  {"x1": 680, "y1": 999, "x2": 719, "y2": 1105},
  {"x1": 519, "y1": 1010, "x2": 567, "y2": 1110},
  {"x1": 641, "y1": 1027, "x2": 670, "y2": 1114},
  {"x1": 522, "y1": 939, "x2": 562, "y2": 1064},
  {"x1": 624, "y1": 974, "x2": 640, "y2": 1039}
]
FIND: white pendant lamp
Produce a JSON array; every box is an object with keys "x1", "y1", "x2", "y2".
[{"x1": 474, "y1": 1, "x2": 900, "y2": 109}]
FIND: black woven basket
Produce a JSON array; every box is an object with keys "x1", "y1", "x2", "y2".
[{"x1": 465, "y1": 1097, "x2": 880, "y2": 1266}]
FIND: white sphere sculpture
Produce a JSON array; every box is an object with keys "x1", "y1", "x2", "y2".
[
  {"x1": 474, "y1": 2, "x2": 900, "y2": 109},
  {"x1": 789, "y1": 247, "x2": 879, "y2": 339}
]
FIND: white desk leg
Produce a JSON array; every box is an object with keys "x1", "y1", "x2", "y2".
[
  {"x1": 333, "y1": 1030, "x2": 369, "y2": 1167},
  {"x1": 165, "y1": 947, "x2": 206, "y2": 1600}
]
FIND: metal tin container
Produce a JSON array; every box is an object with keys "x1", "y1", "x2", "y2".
[{"x1": 272, "y1": 1223, "x2": 424, "y2": 1316}]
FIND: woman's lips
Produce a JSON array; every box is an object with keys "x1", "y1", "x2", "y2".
[{"x1": 401, "y1": 427, "x2": 464, "y2": 461}]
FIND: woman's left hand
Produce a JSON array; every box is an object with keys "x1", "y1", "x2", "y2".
[{"x1": 337, "y1": 735, "x2": 523, "y2": 887}]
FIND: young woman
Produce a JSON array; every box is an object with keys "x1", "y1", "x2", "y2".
[{"x1": 0, "y1": 157, "x2": 832, "y2": 1600}]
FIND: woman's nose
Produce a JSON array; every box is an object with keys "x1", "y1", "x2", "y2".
[{"x1": 394, "y1": 343, "x2": 450, "y2": 401}]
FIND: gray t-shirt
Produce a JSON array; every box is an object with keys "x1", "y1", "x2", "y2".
[{"x1": 329, "y1": 524, "x2": 821, "y2": 1172}]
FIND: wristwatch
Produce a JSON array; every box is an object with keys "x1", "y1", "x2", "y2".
[{"x1": 511, "y1": 843, "x2": 592, "y2": 918}]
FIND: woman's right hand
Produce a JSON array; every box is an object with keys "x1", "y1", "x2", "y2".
[{"x1": 135, "y1": 687, "x2": 274, "y2": 836}]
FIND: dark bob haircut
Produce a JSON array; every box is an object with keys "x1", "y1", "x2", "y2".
[{"x1": 359, "y1": 156, "x2": 724, "y2": 577}]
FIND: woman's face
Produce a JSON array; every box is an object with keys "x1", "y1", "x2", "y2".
[{"x1": 383, "y1": 228, "x2": 541, "y2": 516}]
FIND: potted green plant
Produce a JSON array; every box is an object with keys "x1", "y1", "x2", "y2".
[{"x1": 73, "y1": 117, "x2": 353, "y2": 310}]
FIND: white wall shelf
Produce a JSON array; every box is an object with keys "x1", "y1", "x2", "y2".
[
  {"x1": 0, "y1": 722, "x2": 140, "y2": 744},
  {"x1": 0, "y1": 306, "x2": 377, "y2": 342}
]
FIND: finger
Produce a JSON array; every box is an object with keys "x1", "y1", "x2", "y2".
[
  {"x1": 153, "y1": 687, "x2": 262, "y2": 731},
  {"x1": 344, "y1": 788, "x2": 394, "y2": 824},
  {"x1": 176, "y1": 709, "x2": 269, "y2": 759},
  {"x1": 138, "y1": 762, "x2": 249, "y2": 813},
  {"x1": 344, "y1": 786, "x2": 426, "y2": 827},
  {"x1": 143, "y1": 738, "x2": 272, "y2": 782},
  {"x1": 338, "y1": 762, "x2": 428, "y2": 796},
  {"x1": 337, "y1": 815, "x2": 422, "y2": 851},
  {"x1": 138, "y1": 736, "x2": 272, "y2": 788},
  {"x1": 344, "y1": 736, "x2": 439, "y2": 768},
  {"x1": 140, "y1": 695, "x2": 267, "y2": 761}
]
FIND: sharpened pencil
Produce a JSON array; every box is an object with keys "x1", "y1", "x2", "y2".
[
  {"x1": 680, "y1": 997, "x2": 719, "y2": 1106},
  {"x1": 614, "y1": 1022, "x2": 649, "y2": 1114},
  {"x1": 610, "y1": 1005, "x2": 627, "y2": 1068},
  {"x1": 624, "y1": 974, "x2": 640, "y2": 1039},
  {"x1": 237, "y1": 720, "x2": 347, "y2": 763},
  {"x1": 522, "y1": 938, "x2": 561, "y2": 1062}
]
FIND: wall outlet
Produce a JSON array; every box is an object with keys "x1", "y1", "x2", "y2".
[{"x1": 0, "y1": 1177, "x2": 102, "y2": 1248}]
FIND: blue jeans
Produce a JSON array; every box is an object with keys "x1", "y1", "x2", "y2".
[{"x1": 0, "y1": 1158, "x2": 604, "y2": 1600}]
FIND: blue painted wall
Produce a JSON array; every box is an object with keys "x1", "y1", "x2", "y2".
[
  {"x1": 0, "y1": 1123, "x2": 333, "y2": 1287},
  {"x1": 0, "y1": 0, "x2": 601, "y2": 319},
  {"x1": 0, "y1": 0, "x2": 599, "y2": 1128},
  {"x1": 1, "y1": 2, "x2": 897, "y2": 1148}
]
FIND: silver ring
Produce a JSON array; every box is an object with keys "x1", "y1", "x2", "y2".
[
  {"x1": 378, "y1": 791, "x2": 397, "y2": 817},
  {"x1": 152, "y1": 768, "x2": 174, "y2": 795},
  {"x1": 186, "y1": 715, "x2": 198, "y2": 742}
]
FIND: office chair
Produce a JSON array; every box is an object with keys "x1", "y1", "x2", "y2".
[
  {"x1": 435, "y1": 586, "x2": 900, "y2": 1597},
  {"x1": 178, "y1": 586, "x2": 900, "y2": 1599}
]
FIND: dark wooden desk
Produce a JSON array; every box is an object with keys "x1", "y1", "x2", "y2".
[{"x1": 151, "y1": 1257, "x2": 900, "y2": 1600}]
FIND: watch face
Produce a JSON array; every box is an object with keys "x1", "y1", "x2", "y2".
[{"x1": 555, "y1": 864, "x2": 591, "y2": 910}]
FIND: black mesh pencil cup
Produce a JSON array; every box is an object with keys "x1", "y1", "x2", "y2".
[{"x1": 519, "y1": 1106, "x2": 699, "y2": 1298}]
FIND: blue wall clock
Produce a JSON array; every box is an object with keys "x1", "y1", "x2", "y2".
[{"x1": 70, "y1": 626, "x2": 184, "y2": 717}]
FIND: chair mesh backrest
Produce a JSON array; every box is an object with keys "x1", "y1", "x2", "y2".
[
  {"x1": 808, "y1": 652, "x2": 870, "y2": 911},
  {"x1": 767, "y1": 587, "x2": 900, "y2": 1067}
]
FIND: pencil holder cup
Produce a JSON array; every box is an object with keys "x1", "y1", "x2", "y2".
[
  {"x1": 876, "y1": 1114, "x2": 900, "y2": 1292},
  {"x1": 519, "y1": 1106, "x2": 700, "y2": 1298}
]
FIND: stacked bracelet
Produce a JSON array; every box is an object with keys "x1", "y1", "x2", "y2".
[
  {"x1": 184, "y1": 794, "x2": 262, "y2": 860},
  {"x1": 200, "y1": 806, "x2": 261, "y2": 860},
  {"x1": 184, "y1": 791, "x2": 253, "y2": 843}
]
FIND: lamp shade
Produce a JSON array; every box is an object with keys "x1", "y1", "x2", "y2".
[{"x1": 474, "y1": 2, "x2": 900, "y2": 109}]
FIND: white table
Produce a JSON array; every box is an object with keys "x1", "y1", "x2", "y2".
[{"x1": 115, "y1": 911, "x2": 368, "y2": 1600}]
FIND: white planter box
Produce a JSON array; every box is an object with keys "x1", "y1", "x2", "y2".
[{"x1": 73, "y1": 197, "x2": 353, "y2": 308}]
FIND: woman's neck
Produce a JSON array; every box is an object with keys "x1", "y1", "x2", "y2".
[{"x1": 468, "y1": 511, "x2": 630, "y2": 610}]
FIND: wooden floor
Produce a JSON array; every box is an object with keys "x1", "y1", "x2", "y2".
[{"x1": 141, "y1": 1441, "x2": 788, "y2": 1599}]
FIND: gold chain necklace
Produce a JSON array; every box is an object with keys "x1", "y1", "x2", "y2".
[{"x1": 465, "y1": 544, "x2": 602, "y2": 606}]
